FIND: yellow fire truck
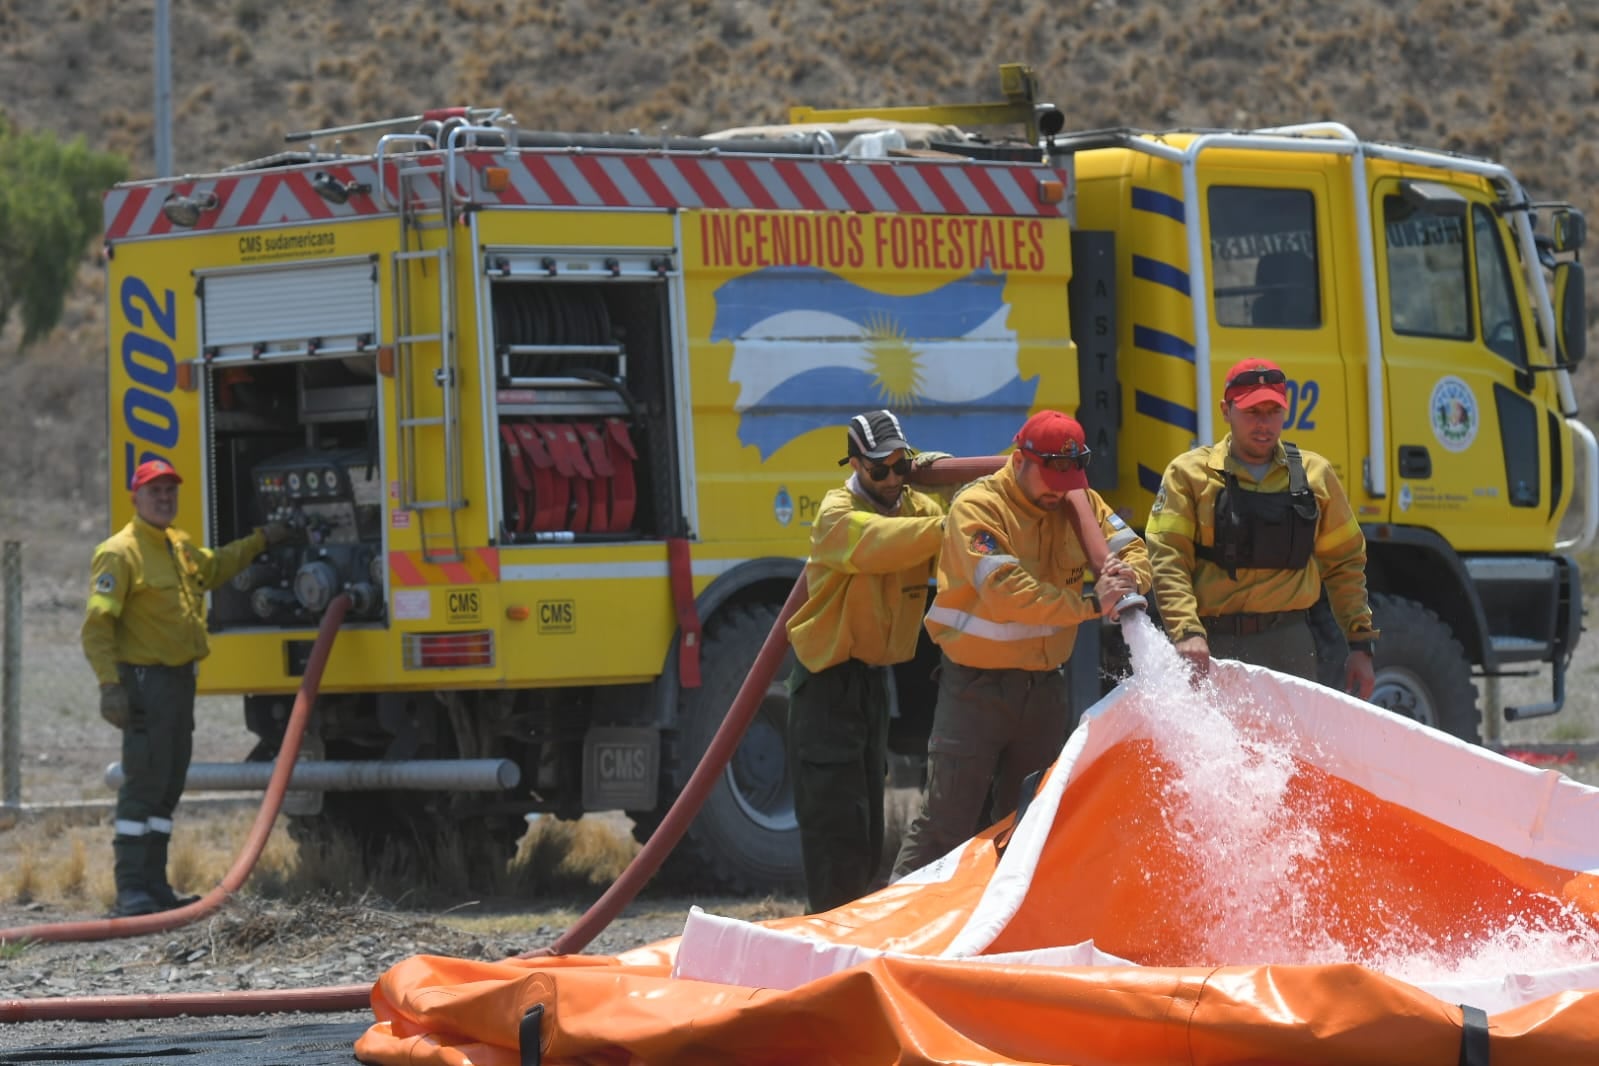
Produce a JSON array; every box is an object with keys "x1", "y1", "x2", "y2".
[{"x1": 101, "y1": 66, "x2": 1589, "y2": 890}]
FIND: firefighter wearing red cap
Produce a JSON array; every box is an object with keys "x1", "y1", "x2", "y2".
[
  {"x1": 892, "y1": 410, "x2": 1151, "y2": 878},
  {"x1": 1146, "y1": 358, "x2": 1378, "y2": 695},
  {"x1": 785, "y1": 410, "x2": 950, "y2": 913},
  {"x1": 81, "y1": 459, "x2": 296, "y2": 917}
]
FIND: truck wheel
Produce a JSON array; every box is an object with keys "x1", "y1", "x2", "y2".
[
  {"x1": 1368, "y1": 593, "x2": 1480, "y2": 743},
  {"x1": 631, "y1": 601, "x2": 803, "y2": 894}
]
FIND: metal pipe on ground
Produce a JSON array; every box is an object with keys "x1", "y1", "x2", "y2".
[{"x1": 103, "y1": 757, "x2": 520, "y2": 792}]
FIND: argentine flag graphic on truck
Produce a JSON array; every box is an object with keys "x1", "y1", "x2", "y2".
[{"x1": 710, "y1": 266, "x2": 1039, "y2": 459}]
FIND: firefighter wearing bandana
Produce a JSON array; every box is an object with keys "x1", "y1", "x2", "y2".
[
  {"x1": 784, "y1": 410, "x2": 951, "y2": 913},
  {"x1": 81, "y1": 459, "x2": 295, "y2": 917},
  {"x1": 892, "y1": 411, "x2": 1152, "y2": 878},
  {"x1": 1145, "y1": 358, "x2": 1378, "y2": 694}
]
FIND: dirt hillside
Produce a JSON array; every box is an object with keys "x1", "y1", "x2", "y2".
[{"x1": 1, "y1": 0, "x2": 1597, "y2": 547}]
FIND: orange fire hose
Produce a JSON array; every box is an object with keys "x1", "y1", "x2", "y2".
[
  {"x1": 530, "y1": 573, "x2": 811, "y2": 958},
  {"x1": 0, "y1": 594, "x2": 373, "y2": 1021}
]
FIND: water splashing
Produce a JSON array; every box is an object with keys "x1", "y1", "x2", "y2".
[{"x1": 1105, "y1": 612, "x2": 1599, "y2": 981}]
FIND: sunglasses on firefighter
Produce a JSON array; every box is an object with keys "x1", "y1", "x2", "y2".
[
  {"x1": 864, "y1": 457, "x2": 912, "y2": 481},
  {"x1": 1023, "y1": 442, "x2": 1092, "y2": 472},
  {"x1": 1226, "y1": 367, "x2": 1287, "y2": 389}
]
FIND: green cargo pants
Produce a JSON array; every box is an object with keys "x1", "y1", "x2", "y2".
[
  {"x1": 787, "y1": 658, "x2": 890, "y2": 914},
  {"x1": 893, "y1": 655, "x2": 1070, "y2": 878},
  {"x1": 112, "y1": 662, "x2": 196, "y2": 905}
]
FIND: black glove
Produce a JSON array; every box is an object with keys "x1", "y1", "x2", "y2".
[
  {"x1": 260, "y1": 521, "x2": 298, "y2": 546},
  {"x1": 100, "y1": 684, "x2": 131, "y2": 730}
]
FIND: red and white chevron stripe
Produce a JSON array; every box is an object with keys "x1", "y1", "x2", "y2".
[{"x1": 103, "y1": 150, "x2": 1069, "y2": 241}]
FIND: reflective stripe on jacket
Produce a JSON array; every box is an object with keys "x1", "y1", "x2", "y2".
[
  {"x1": 1145, "y1": 436, "x2": 1377, "y2": 644},
  {"x1": 925, "y1": 463, "x2": 1152, "y2": 671},
  {"x1": 81, "y1": 517, "x2": 267, "y2": 685},
  {"x1": 786, "y1": 482, "x2": 946, "y2": 672}
]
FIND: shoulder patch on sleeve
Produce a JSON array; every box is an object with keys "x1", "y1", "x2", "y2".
[
  {"x1": 94, "y1": 572, "x2": 115, "y2": 595},
  {"x1": 970, "y1": 530, "x2": 999, "y2": 555},
  {"x1": 1151, "y1": 487, "x2": 1167, "y2": 514}
]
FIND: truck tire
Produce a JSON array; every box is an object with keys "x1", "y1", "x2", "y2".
[
  {"x1": 631, "y1": 601, "x2": 803, "y2": 894},
  {"x1": 1368, "y1": 593, "x2": 1480, "y2": 743}
]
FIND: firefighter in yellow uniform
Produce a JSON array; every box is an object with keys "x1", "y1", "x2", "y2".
[
  {"x1": 785, "y1": 410, "x2": 949, "y2": 913},
  {"x1": 893, "y1": 411, "x2": 1151, "y2": 878},
  {"x1": 81, "y1": 459, "x2": 293, "y2": 917},
  {"x1": 1146, "y1": 359, "x2": 1378, "y2": 694}
]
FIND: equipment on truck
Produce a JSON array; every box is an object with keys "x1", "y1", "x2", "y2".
[{"x1": 99, "y1": 66, "x2": 1590, "y2": 892}]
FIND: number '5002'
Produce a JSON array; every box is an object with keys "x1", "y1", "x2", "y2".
[{"x1": 119, "y1": 277, "x2": 179, "y2": 489}]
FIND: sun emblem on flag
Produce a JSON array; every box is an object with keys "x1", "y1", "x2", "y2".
[{"x1": 864, "y1": 314, "x2": 923, "y2": 407}]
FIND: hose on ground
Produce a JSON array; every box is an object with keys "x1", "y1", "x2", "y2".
[{"x1": 528, "y1": 574, "x2": 810, "y2": 957}]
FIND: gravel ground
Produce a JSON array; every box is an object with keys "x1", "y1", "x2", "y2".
[{"x1": 0, "y1": 890, "x2": 733, "y2": 1056}]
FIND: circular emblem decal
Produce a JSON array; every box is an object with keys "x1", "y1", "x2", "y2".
[
  {"x1": 1397, "y1": 484, "x2": 1413, "y2": 513},
  {"x1": 1429, "y1": 376, "x2": 1478, "y2": 453},
  {"x1": 773, "y1": 486, "x2": 793, "y2": 527}
]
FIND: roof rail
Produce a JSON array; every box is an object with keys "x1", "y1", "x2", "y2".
[
  {"x1": 791, "y1": 62, "x2": 1063, "y2": 147},
  {"x1": 284, "y1": 106, "x2": 504, "y2": 144}
]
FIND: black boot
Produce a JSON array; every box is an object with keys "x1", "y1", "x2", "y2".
[
  {"x1": 146, "y1": 832, "x2": 201, "y2": 910},
  {"x1": 111, "y1": 835, "x2": 160, "y2": 917}
]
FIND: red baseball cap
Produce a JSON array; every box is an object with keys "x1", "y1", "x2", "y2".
[
  {"x1": 1013, "y1": 410, "x2": 1091, "y2": 492},
  {"x1": 130, "y1": 459, "x2": 183, "y2": 491},
  {"x1": 1223, "y1": 358, "x2": 1288, "y2": 409}
]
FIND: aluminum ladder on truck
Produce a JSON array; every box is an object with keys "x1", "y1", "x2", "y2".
[{"x1": 391, "y1": 151, "x2": 467, "y2": 563}]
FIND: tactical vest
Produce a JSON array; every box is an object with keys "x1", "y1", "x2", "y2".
[{"x1": 1195, "y1": 443, "x2": 1320, "y2": 578}]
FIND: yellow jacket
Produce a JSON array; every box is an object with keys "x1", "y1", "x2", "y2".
[
  {"x1": 786, "y1": 480, "x2": 947, "y2": 672},
  {"x1": 81, "y1": 516, "x2": 267, "y2": 684},
  {"x1": 1145, "y1": 436, "x2": 1377, "y2": 643},
  {"x1": 924, "y1": 463, "x2": 1152, "y2": 671}
]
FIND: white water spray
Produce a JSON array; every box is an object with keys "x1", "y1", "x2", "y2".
[{"x1": 1109, "y1": 611, "x2": 1599, "y2": 981}]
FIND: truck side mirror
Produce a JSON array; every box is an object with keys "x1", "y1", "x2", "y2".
[
  {"x1": 1552, "y1": 207, "x2": 1587, "y2": 253},
  {"x1": 1554, "y1": 259, "x2": 1586, "y2": 367}
]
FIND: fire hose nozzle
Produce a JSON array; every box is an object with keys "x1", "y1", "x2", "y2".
[{"x1": 1111, "y1": 591, "x2": 1148, "y2": 623}]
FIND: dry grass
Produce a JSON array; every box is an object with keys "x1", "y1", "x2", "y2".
[
  {"x1": 0, "y1": 807, "x2": 300, "y2": 912},
  {"x1": 0, "y1": 805, "x2": 657, "y2": 912},
  {"x1": 0, "y1": 794, "x2": 901, "y2": 919}
]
